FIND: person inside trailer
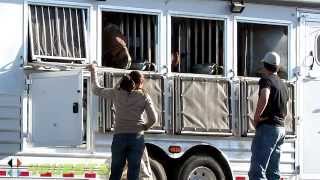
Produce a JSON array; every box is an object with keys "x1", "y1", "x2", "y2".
[
  {"x1": 102, "y1": 23, "x2": 132, "y2": 69},
  {"x1": 171, "y1": 48, "x2": 181, "y2": 72}
]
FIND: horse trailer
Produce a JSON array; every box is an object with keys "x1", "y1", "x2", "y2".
[{"x1": 1, "y1": 0, "x2": 320, "y2": 179}]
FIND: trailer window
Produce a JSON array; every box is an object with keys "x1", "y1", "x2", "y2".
[
  {"x1": 101, "y1": 12, "x2": 158, "y2": 70},
  {"x1": 171, "y1": 17, "x2": 224, "y2": 75},
  {"x1": 316, "y1": 34, "x2": 320, "y2": 64},
  {"x1": 237, "y1": 23, "x2": 288, "y2": 79},
  {"x1": 28, "y1": 5, "x2": 88, "y2": 62}
]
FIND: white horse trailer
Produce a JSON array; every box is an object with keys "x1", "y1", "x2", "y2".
[{"x1": 1, "y1": 0, "x2": 320, "y2": 179}]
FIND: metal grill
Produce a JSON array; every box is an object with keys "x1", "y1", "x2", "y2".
[
  {"x1": 171, "y1": 17, "x2": 224, "y2": 74},
  {"x1": 102, "y1": 12, "x2": 157, "y2": 65},
  {"x1": 237, "y1": 23, "x2": 288, "y2": 78},
  {"x1": 240, "y1": 79, "x2": 296, "y2": 136},
  {"x1": 28, "y1": 5, "x2": 87, "y2": 61},
  {"x1": 98, "y1": 71, "x2": 165, "y2": 133},
  {"x1": 174, "y1": 75, "x2": 232, "y2": 135}
]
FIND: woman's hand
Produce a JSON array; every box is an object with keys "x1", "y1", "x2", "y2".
[
  {"x1": 142, "y1": 124, "x2": 148, "y2": 131},
  {"x1": 87, "y1": 64, "x2": 97, "y2": 72}
]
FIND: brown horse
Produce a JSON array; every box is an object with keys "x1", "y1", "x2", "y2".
[{"x1": 102, "y1": 24, "x2": 132, "y2": 69}]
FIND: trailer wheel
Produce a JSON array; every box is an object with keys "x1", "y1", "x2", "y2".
[
  {"x1": 150, "y1": 158, "x2": 167, "y2": 180},
  {"x1": 177, "y1": 155, "x2": 225, "y2": 180}
]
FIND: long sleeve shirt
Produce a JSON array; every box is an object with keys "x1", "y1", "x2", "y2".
[{"x1": 91, "y1": 72, "x2": 157, "y2": 134}]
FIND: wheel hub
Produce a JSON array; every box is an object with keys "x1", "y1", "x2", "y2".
[{"x1": 187, "y1": 166, "x2": 217, "y2": 180}]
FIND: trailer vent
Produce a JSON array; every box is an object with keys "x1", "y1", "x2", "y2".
[{"x1": 28, "y1": 5, "x2": 88, "y2": 62}]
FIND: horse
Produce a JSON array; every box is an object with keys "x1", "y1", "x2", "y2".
[{"x1": 101, "y1": 24, "x2": 132, "y2": 69}]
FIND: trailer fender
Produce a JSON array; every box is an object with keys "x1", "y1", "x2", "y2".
[
  {"x1": 145, "y1": 143, "x2": 233, "y2": 180},
  {"x1": 179, "y1": 144, "x2": 233, "y2": 180}
]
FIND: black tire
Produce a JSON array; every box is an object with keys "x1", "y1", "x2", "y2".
[
  {"x1": 177, "y1": 155, "x2": 225, "y2": 180},
  {"x1": 150, "y1": 158, "x2": 167, "y2": 180}
]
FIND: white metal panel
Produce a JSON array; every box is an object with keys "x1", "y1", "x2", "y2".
[
  {"x1": 30, "y1": 70, "x2": 83, "y2": 146},
  {"x1": 0, "y1": 144, "x2": 21, "y2": 154},
  {"x1": 0, "y1": 132, "x2": 20, "y2": 142},
  {"x1": 238, "y1": 3, "x2": 297, "y2": 23},
  {"x1": 0, "y1": 94, "x2": 21, "y2": 155},
  {"x1": 0, "y1": 1, "x2": 23, "y2": 68},
  {"x1": 300, "y1": 16, "x2": 320, "y2": 179},
  {"x1": 0, "y1": 120, "x2": 20, "y2": 131},
  {"x1": 0, "y1": 1, "x2": 24, "y2": 94},
  {"x1": 304, "y1": 21, "x2": 320, "y2": 73},
  {"x1": 301, "y1": 79, "x2": 320, "y2": 176},
  {"x1": 0, "y1": 94, "x2": 20, "y2": 107},
  {"x1": 0, "y1": 107, "x2": 20, "y2": 119}
]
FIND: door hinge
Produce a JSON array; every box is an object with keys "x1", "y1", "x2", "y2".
[
  {"x1": 25, "y1": 79, "x2": 32, "y2": 92},
  {"x1": 26, "y1": 79, "x2": 32, "y2": 85},
  {"x1": 296, "y1": 165, "x2": 300, "y2": 174}
]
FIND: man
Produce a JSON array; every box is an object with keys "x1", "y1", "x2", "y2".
[{"x1": 248, "y1": 51, "x2": 289, "y2": 180}]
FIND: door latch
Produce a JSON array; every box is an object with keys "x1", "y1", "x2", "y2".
[{"x1": 73, "y1": 102, "x2": 79, "y2": 113}]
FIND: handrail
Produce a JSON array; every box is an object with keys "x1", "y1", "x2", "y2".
[{"x1": 235, "y1": 0, "x2": 320, "y2": 7}]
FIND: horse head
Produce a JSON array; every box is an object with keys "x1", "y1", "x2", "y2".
[{"x1": 102, "y1": 24, "x2": 132, "y2": 69}]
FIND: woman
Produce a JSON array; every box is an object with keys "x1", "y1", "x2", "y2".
[{"x1": 88, "y1": 64, "x2": 157, "y2": 180}]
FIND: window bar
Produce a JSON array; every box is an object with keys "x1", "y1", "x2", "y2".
[
  {"x1": 35, "y1": 6, "x2": 41, "y2": 55},
  {"x1": 194, "y1": 20, "x2": 198, "y2": 65},
  {"x1": 126, "y1": 14, "x2": 130, "y2": 48},
  {"x1": 208, "y1": 21, "x2": 212, "y2": 64},
  {"x1": 249, "y1": 25, "x2": 254, "y2": 75},
  {"x1": 55, "y1": 7, "x2": 62, "y2": 57},
  {"x1": 75, "y1": 9, "x2": 81, "y2": 58},
  {"x1": 101, "y1": 97, "x2": 106, "y2": 132},
  {"x1": 153, "y1": 16, "x2": 157, "y2": 63},
  {"x1": 82, "y1": 9, "x2": 88, "y2": 59},
  {"x1": 120, "y1": 14, "x2": 124, "y2": 34},
  {"x1": 41, "y1": 6, "x2": 47, "y2": 56},
  {"x1": 215, "y1": 21, "x2": 219, "y2": 65},
  {"x1": 133, "y1": 16, "x2": 137, "y2": 61},
  {"x1": 187, "y1": 20, "x2": 191, "y2": 72},
  {"x1": 69, "y1": 8, "x2": 75, "y2": 58},
  {"x1": 48, "y1": 6, "x2": 54, "y2": 56},
  {"x1": 201, "y1": 20, "x2": 205, "y2": 64},
  {"x1": 63, "y1": 8, "x2": 69, "y2": 57},
  {"x1": 140, "y1": 15, "x2": 144, "y2": 62},
  {"x1": 178, "y1": 23, "x2": 181, "y2": 72},
  {"x1": 102, "y1": 74, "x2": 107, "y2": 132},
  {"x1": 147, "y1": 16, "x2": 151, "y2": 62},
  {"x1": 28, "y1": 6, "x2": 36, "y2": 59},
  {"x1": 244, "y1": 27, "x2": 248, "y2": 76}
]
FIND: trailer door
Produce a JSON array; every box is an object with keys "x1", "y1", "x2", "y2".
[
  {"x1": 300, "y1": 13, "x2": 320, "y2": 179},
  {"x1": 29, "y1": 70, "x2": 83, "y2": 146}
]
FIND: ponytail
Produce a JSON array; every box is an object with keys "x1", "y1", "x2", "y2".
[
  {"x1": 119, "y1": 75, "x2": 135, "y2": 92},
  {"x1": 119, "y1": 71, "x2": 143, "y2": 92},
  {"x1": 129, "y1": 71, "x2": 143, "y2": 85}
]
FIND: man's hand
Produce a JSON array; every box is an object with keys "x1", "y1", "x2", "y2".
[
  {"x1": 253, "y1": 88, "x2": 270, "y2": 128},
  {"x1": 253, "y1": 115, "x2": 260, "y2": 128}
]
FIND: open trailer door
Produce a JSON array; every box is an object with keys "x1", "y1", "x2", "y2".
[
  {"x1": 300, "y1": 12, "x2": 320, "y2": 179},
  {"x1": 29, "y1": 70, "x2": 83, "y2": 147}
]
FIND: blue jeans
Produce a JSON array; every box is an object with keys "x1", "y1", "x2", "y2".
[
  {"x1": 109, "y1": 133, "x2": 145, "y2": 180},
  {"x1": 248, "y1": 124, "x2": 286, "y2": 180}
]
